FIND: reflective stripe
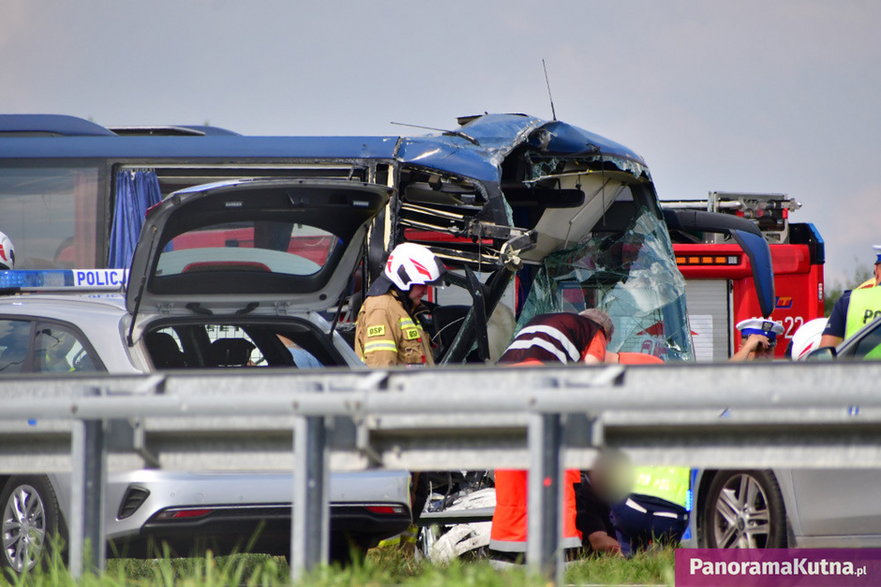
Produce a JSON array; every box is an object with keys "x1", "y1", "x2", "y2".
[
  {"x1": 515, "y1": 325, "x2": 580, "y2": 362},
  {"x1": 363, "y1": 340, "x2": 397, "y2": 353},
  {"x1": 506, "y1": 337, "x2": 569, "y2": 363},
  {"x1": 624, "y1": 497, "x2": 648, "y2": 514},
  {"x1": 489, "y1": 535, "x2": 583, "y2": 553},
  {"x1": 399, "y1": 317, "x2": 417, "y2": 328},
  {"x1": 490, "y1": 538, "x2": 527, "y2": 553},
  {"x1": 653, "y1": 511, "x2": 682, "y2": 519}
]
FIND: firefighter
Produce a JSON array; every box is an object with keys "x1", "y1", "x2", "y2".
[
  {"x1": 820, "y1": 245, "x2": 881, "y2": 348},
  {"x1": 0, "y1": 232, "x2": 15, "y2": 270},
  {"x1": 489, "y1": 309, "x2": 615, "y2": 562},
  {"x1": 730, "y1": 317, "x2": 784, "y2": 361},
  {"x1": 355, "y1": 242, "x2": 445, "y2": 553},
  {"x1": 354, "y1": 242, "x2": 446, "y2": 367}
]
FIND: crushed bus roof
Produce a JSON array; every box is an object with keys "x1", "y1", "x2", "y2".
[{"x1": 0, "y1": 113, "x2": 649, "y2": 184}]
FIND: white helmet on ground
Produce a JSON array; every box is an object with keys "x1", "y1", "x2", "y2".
[
  {"x1": 789, "y1": 317, "x2": 829, "y2": 360},
  {"x1": 0, "y1": 232, "x2": 15, "y2": 270},
  {"x1": 384, "y1": 243, "x2": 446, "y2": 291}
]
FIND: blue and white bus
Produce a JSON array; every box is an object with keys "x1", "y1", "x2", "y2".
[{"x1": 0, "y1": 112, "x2": 774, "y2": 362}]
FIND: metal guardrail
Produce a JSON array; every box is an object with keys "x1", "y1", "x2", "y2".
[{"x1": 2, "y1": 360, "x2": 881, "y2": 583}]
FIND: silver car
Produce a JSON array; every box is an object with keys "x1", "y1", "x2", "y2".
[
  {"x1": 0, "y1": 178, "x2": 412, "y2": 572},
  {"x1": 689, "y1": 315, "x2": 881, "y2": 550}
]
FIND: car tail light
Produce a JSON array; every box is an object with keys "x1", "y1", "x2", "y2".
[
  {"x1": 366, "y1": 505, "x2": 407, "y2": 515},
  {"x1": 154, "y1": 508, "x2": 213, "y2": 520},
  {"x1": 117, "y1": 486, "x2": 150, "y2": 520}
]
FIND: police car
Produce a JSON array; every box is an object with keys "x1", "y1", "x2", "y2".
[{"x1": 0, "y1": 179, "x2": 412, "y2": 572}]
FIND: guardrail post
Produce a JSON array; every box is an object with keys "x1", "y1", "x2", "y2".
[
  {"x1": 291, "y1": 415, "x2": 329, "y2": 581},
  {"x1": 527, "y1": 412, "x2": 563, "y2": 584},
  {"x1": 69, "y1": 389, "x2": 107, "y2": 578}
]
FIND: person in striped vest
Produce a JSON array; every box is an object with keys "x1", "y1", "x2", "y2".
[{"x1": 490, "y1": 309, "x2": 618, "y2": 562}]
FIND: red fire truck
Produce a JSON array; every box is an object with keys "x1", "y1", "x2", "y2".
[{"x1": 664, "y1": 192, "x2": 825, "y2": 360}]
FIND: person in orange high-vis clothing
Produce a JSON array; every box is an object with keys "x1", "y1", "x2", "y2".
[{"x1": 489, "y1": 309, "x2": 614, "y2": 563}]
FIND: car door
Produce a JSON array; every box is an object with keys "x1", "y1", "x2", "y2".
[
  {"x1": 789, "y1": 317, "x2": 881, "y2": 542},
  {"x1": 0, "y1": 317, "x2": 104, "y2": 374},
  {"x1": 0, "y1": 318, "x2": 32, "y2": 373},
  {"x1": 787, "y1": 469, "x2": 881, "y2": 541},
  {"x1": 33, "y1": 322, "x2": 103, "y2": 373}
]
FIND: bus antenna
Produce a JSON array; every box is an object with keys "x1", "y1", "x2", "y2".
[{"x1": 542, "y1": 59, "x2": 557, "y2": 121}]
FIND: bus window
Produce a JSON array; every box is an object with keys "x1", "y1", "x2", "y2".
[{"x1": 0, "y1": 164, "x2": 103, "y2": 269}]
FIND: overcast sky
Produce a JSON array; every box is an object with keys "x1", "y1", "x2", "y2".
[{"x1": 3, "y1": 0, "x2": 879, "y2": 285}]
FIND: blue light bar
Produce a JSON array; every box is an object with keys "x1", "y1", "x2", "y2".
[{"x1": 0, "y1": 269, "x2": 129, "y2": 290}]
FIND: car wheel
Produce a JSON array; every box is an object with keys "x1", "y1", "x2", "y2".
[
  {"x1": 701, "y1": 470, "x2": 787, "y2": 549},
  {"x1": 0, "y1": 475, "x2": 66, "y2": 573}
]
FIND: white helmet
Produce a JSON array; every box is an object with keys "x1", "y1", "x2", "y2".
[
  {"x1": 0, "y1": 232, "x2": 14, "y2": 270},
  {"x1": 384, "y1": 243, "x2": 446, "y2": 290},
  {"x1": 789, "y1": 317, "x2": 829, "y2": 360}
]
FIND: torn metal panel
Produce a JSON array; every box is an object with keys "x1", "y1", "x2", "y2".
[
  {"x1": 524, "y1": 120, "x2": 650, "y2": 181},
  {"x1": 393, "y1": 114, "x2": 654, "y2": 267},
  {"x1": 395, "y1": 113, "x2": 648, "y2": 185}
]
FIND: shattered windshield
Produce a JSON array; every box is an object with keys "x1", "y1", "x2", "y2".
[{"x1": 516, "y1": 206, "x2": 694, "y2": 362}]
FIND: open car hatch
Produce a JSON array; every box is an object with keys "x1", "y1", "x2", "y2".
[{"x1": 126, "y1": 178, "x2": 390, "y2": 323}]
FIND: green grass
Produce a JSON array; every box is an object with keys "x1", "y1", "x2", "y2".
[
  {"x1": 1, "y1": 546, "x2": 675, "y2": 586},
  {"x1": 567, "y1": 548, "x2": 675, "y2": 585}
]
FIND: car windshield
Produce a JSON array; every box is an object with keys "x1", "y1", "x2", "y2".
[{"x1": 157, "y1": 220, "x2": 340, "y2": 279}]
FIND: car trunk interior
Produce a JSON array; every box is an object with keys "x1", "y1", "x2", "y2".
[{"x1": 143, "y1": 319, "x2": 339, "y2": 370}]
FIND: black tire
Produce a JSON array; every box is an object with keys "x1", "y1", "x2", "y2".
[
  {"x1": 701, "y1": 470, "x2": 787, "y2": 549},
  {"x1": 0, "y1": 475, "x2": 66, "y2": 574}
]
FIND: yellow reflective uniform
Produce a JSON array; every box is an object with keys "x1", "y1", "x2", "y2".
[
  {"x1": 355, "y1": 292, "x2": 434, "y2": 367},
  {"x1": 630, "y1": 466, "x2": 690, "y2": 508},
  {"x1": 845, "y1": 286, "x2": 881, "y2": 338}
]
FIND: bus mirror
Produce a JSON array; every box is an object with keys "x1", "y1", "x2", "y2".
[{"x1": 728, "y1": 228, "x2": 775, "y2": 318}]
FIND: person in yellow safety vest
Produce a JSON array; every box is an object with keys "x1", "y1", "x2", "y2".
[
  {"x1": 602, "y1": 351, "x2": 689, "y2": 556},
  {"x1": 820, "y1": 244, "x2": 881, "y2": 349},
  {"x1": 489, "y1": 309, "x2": 616, "y2": 563},
  {"x1": 355, "y1": 242, "x2": 446, "y2": 367},
  {"x1": 609, "y1": 466, "x2": 690, "y2": 556}
]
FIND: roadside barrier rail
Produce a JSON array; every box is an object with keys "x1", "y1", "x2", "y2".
[{"x1": 2, "y1": 360, "x2": 880, "y2": 583}]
